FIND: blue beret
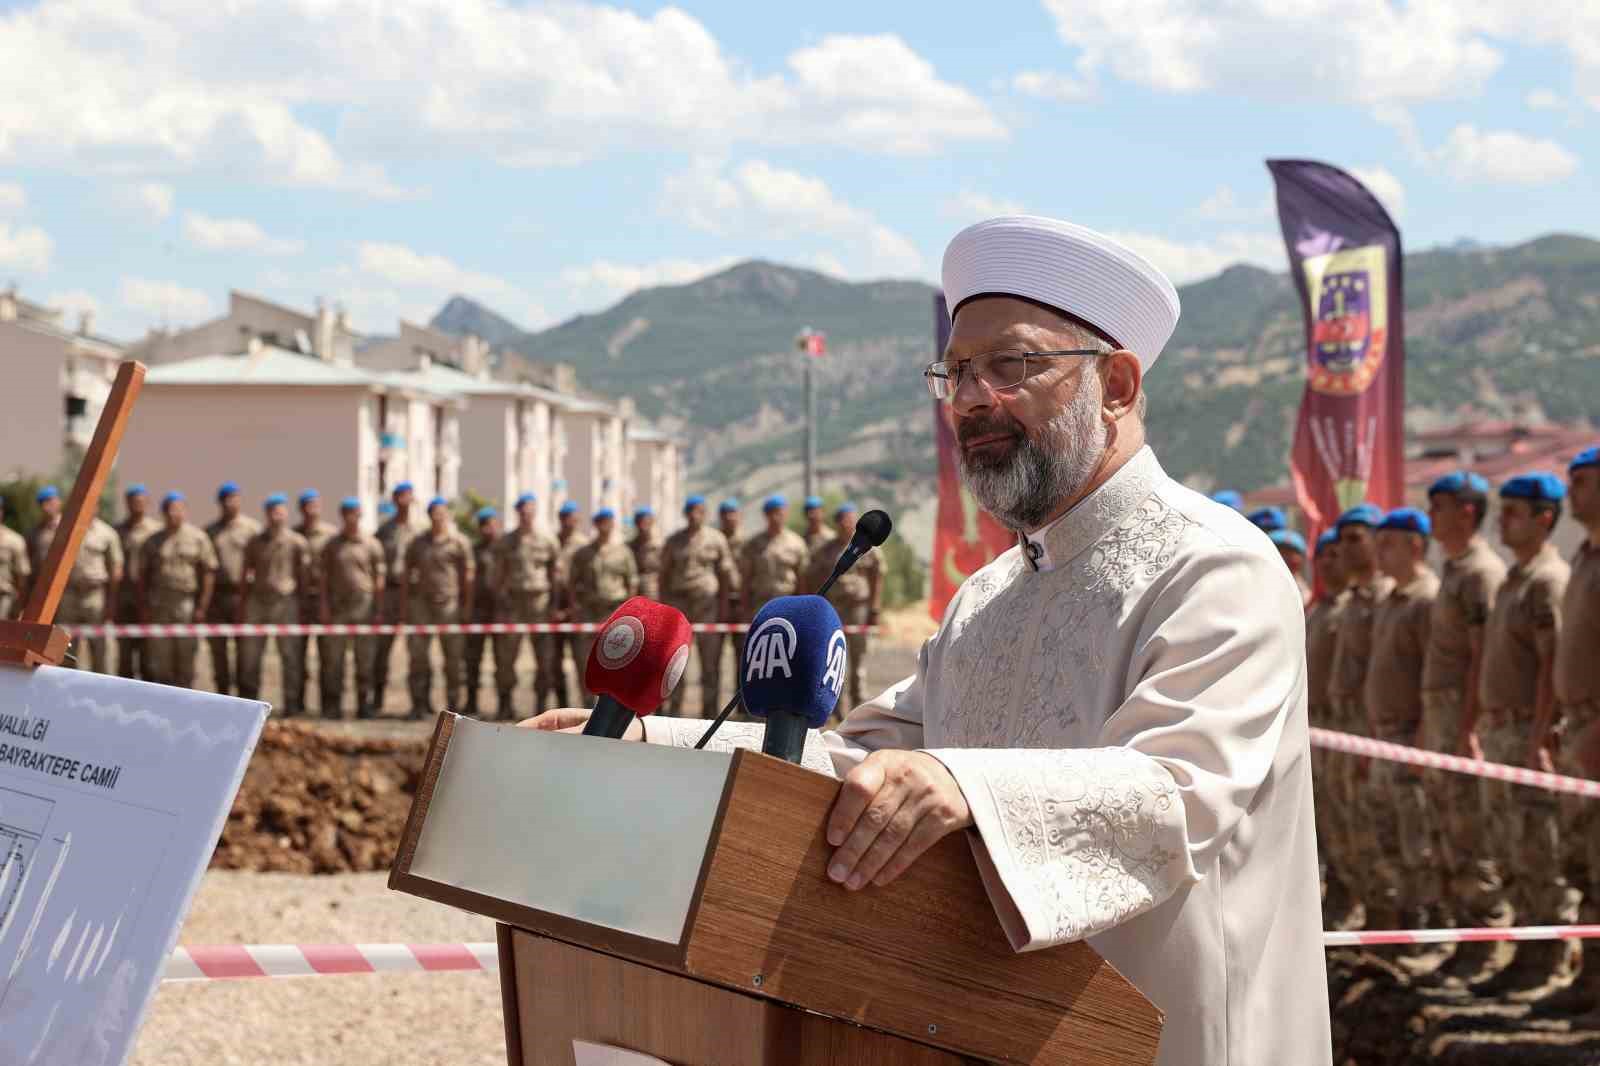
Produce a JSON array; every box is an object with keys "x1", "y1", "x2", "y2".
[
  {"x1": 558, "y1": 501, "x2": 579, "y2": 517},
  {"x1": 634, "y1": 506, "x2": 654, "y2": 519},
  {"x1": 684, "y1": 494, "x2": 707, "y2": 512},
  {"x1": 475, "y1": 506, "x2": 497, "y2": 523},
  {"x1": 340, "y1": 496, "x2": 361, "y2": 512},
  {"x1": 762, "y1": 494, "x2": 786, "y2": 513},
  {"x1": 162, "y1": 491, "x2": 185, "y2": 507},
  {"x1": 804, "y1": 495, "x2": 824, "y2": 510},
  {"x1": 836, "y1": 501, "x2": 858, "y2": 515},
  {"x1": 1336, "y1": 503, "x2": 1384, "y2": 530},
  {"x1": 594, "y1": 507, "x2": 616, "y2": 521},
  {"x1": 263, "y1": 492, "x2": 288, "y2": 509},
  {"x1": 378, "y1": 500, "x2": 396, "y2": 517},
  {"x1": 35, "y1": 485, "x2": 60, "y2": 503},
  {"x1": 1429, "y1": 471, "x2": 1490, "y2": 497},
  {"x1": 217, "y1": 481, "x2": 240, "y2": 499},
  {"x1": 427, "y1": 496, "x2": 448, "y2": 512},
  {"x1": 514, "y1": 492, "x2": 537, "y2": 508},
  {"x1": 719, "y1": 498, "x2": 740, "y2": 513},
  {"x1": 298, "y1": 489, "x2": 319, "y2": 505},
  {"x1": 1378, "y1": 507, "x2": 1431, "y2": 537},
  {"x1": 1316, "y1": 529, "x2": 1340, "y2": 553},
  {"x1": 1248, "y1": 506, "x2": 1287, "y2": 532},
  {"x1": 1570, "y1": 446, "x2": 1600, "y2": 475},
  {"x1": 1268, "y1": 529, "x2": 1307, "y2": 555},
  {"x1": 1210, "y1": 490, "x2": 1244, "y2": 511},
  {"x1": 1501, "y1": 473, "x2": 1566, "y2": 502},
  {"x1": 392, "y1": 481, "x2": 414, "y2": 496},
  {"x1": 125, "y1": 483, "x2": 147, "y2": 497}
]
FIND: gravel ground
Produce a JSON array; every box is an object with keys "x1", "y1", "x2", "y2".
[{"x1": 131, "y1": 873, "x2": 504, "y2": 1066}]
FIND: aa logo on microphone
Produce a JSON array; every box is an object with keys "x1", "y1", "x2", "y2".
[
  {"x1": 822, "y1": 629, "x2": 847, "y2": 698},
  {"x1": 598, "y1": 615, "x2": 645, "y2": 670},
  {"x1": 745, "y1": 617, "x2": 797, "y2": 681}
]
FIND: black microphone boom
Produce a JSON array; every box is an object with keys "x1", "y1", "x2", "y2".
[
  {"x1": 583, "y1": 695, "x2": 636, "y2": 739},
  {"x1": 759, "y1": 709, "x2": 811, "y2": 763},
  {"x1": 814, "y1": 509, "x2": 893, "y2": 597}
]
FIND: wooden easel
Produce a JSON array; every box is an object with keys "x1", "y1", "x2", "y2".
[{"x1": 0, "y1": 361, "x2": 146, "y2": 667}]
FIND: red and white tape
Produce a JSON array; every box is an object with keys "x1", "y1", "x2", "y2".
[
  {"x1": 1310, "y1": 728, "x2": 1600, "y2": 799},
  {"x1": 68, "y1": 622, "x2": 877, "y2": 637},
  {"x1": 1324, "y1": 925, "x2": 1600, "y2": 948}
]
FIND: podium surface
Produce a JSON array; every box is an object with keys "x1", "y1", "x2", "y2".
[{"x1": 391, "y1": 714, "x2": 1162, "y2": 1065}]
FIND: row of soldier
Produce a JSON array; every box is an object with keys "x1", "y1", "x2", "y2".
[
  {"x1": 0, "y1": 481, "x2": 882, "y2": 722},
  {"x1": 1224, "y1": 449, "x2": 1600, "y2": 1000}
]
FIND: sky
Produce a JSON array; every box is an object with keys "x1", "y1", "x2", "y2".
[{"x1": 0, "y1": 0, "x2": 1596, "y2": 342}]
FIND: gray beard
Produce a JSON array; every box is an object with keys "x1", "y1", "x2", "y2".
[{"x1": 957, "y1": 389, "x2": 1106, "y2": 531}]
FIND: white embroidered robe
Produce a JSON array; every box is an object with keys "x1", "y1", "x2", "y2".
[{"x1": 643, "y1": 447, "x2": 1331, "y2": 1065}]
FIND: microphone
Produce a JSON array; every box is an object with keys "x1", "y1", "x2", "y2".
[
  {"x1": 581, "y1": 597, "x2": 693, "y2": 739},
  {"x1": 739, "y1": 595, "x2": 847, "y2": 764},
  {"x1": 813, "y1": 509, "x2": 892, "y2": 597}
]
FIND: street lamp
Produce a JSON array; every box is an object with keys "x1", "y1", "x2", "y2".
[{"x1": 795, "y1": 327, "x2": 826, "y2": 500}]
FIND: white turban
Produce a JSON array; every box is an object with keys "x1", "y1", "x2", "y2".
[{"x1": 941, "y1": 215, "x2": 1182, "y2": 371}]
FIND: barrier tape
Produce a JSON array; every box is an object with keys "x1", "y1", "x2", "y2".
[
  {"x1": 1310, "y1": 727, "x2": 1600, "y2": 800},
  {"x1": 66, "y1": 622, "x2": 878, "y2": 637},
  {"x1": 163, "y1": 926, "x2": 1600, "y2": 982}
]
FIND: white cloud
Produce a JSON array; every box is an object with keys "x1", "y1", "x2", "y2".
[
  {"x1": 1436, "y1": 125, "x2": 1579, "y2": 184},
  {"x1": 182, "y1": 212, "x2": 304, "y2": 255},
  {"x1": 355, "y1": 241, "x2": 543, "y2": 324},
  {"x1": 1193, "y1": 185, "x2": 1273, "y2": 222},
  {"x1": 562, "y1": 257, "x2": 737, "y2": 297},
  {"x1": 942, "y1": 190, "x2": 1027, "y2": 222},
  {"x1": 123, "y1": 182, "x2": 174, "y2": 222},
  {"x1": 120, "y1": 278, "x2": 214, "y2": 324},
  {"x1": 45, "y1": 290, "x2": 100, "y2": 322},
  {"x1": 0, "y1": 183, "x2": 25, "y2": 214},
  {"x1": 1011, "y1": 70, "x2": 1094, "y2": 102},
  {"x1": 1526, "y1": 88, "x2": 1566, "y2": 111},
  {"x1": 664, "y1": 158, "x2": 924, "y2": 278},
  {"x1": 0, "y1": 222, "x2": 52, "y2": 274},
  {"x1": 1105, "y1": 230, "x2": 1285, "y2": 285},
  {"x1": 1347, "y1": 166, "x2": 1407, "y2": 219}
]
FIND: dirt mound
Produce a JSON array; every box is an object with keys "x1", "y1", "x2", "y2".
[{"x1": 211, "y1": 722, "x2": 428, "y2": 874}]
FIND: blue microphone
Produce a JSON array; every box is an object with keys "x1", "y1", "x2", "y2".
[{"x1": 740, "y1": 595, "x2": 848, "y2": 764}]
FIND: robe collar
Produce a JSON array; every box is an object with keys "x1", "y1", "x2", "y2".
[{"x1": 1017, "y1": 446, "x2": 1163, "y2": 573}]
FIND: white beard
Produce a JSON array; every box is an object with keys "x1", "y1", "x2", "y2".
[{"x1": 958, "y1": 383, "x2": 1106, "y2": 531}]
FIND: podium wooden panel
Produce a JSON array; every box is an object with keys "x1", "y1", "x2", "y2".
[{"x1": 391, "y1": 715, "x2": 1163, "y2": 1065}]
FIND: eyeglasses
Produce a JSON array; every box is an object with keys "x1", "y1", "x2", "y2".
[{"x1": 923, "y1": 349, "x2": 1102, "y2": 400}]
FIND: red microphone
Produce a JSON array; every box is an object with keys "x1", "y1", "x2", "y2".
[{"x1": 582, "y1": 597, "x2": 693, "y2": 738}]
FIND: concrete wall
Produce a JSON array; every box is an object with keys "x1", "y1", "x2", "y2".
[
  {"x1": 458, "y1": 393, "x2": 512, "y2": 507},
  {"x1": 629, "y1": 439, "x2": 680, "y2": 517},
  {"x1": 130, "y1": 292, "x2": 355, "y2": 366},
  {"x1": 1, "y1": 323, "x2": 70, "y2": 477}
]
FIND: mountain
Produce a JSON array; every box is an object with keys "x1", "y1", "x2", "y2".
[
  {"x1": 431, "y1": 295, "x2": 528, "y2": 349},
  {"x1": 432, "y1": 236, "x2": 1600, "y2": 522}
]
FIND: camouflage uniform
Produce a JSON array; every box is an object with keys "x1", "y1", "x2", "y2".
[
  {"x1": 320, "y1": 530, "x2": 385, "y2": 718},
  {"x1": 374, "y1": 513, "x2": 424, "y2": 710},
  {"x1": 803, "y1": 534, "x2": 881, "y2": 712},
  {"x1": 463, "y1": 535, "x2": 499, "y2": 716},
  {"x1": 739, "y1": 530, "x2": 809, "y2": 617},
  {"x1": 1479, "y1": 542, "x2": 1570, "y2": 922},
  {"x1": 570, "y1": 537, "x2": 638, "y2": 703},
  {"x1": 205, "y1": 514, "x2": 262, "y2": 695},
  {"x1": 141, "y1": 523, "x2": 219, "y2": 688},
  {"x1": 660, "y1": 525, "x2": 737, "y2": 716},
  {"x1": 114, "y1": 514, "x2": 162, "y2": 679},
  {"x1": 30, "y1": 517, "x2": 123, "y2": 674},
  {"x1": 0, "y1": 523, "x2": 27, "y2": 621},
  {"x1": 1553, "y1": 540, "x2": 1600, "y2": 910},
  {"x1": 720, "y1": 521, "x2": 746, "y2": 665},
  {"x1": 804, "y1": 526, "x2": 832, "y2": 556},
  {"x1": 404, "y1": 528, "x2": 474, "y2": 715},
  {"x1": 1304, "y1": 589, "x2": 1348, "y2": 885},
  {"x1": 492, "y1": 525, "x2": 561, "y2": 714},
  {"x1": 237, "y1": 527, "x2": 311, "y2": 708},
  {"x1": 1326, "y1": 571, "x2": 1395, "y2": 901},
  {"x1": 630, "y1": 528, "x2": 663, "y2": 601},
  {"x1": 293, "y1": 518, "x2": 337, "y2": 709},
  {"x1": 550, "y1": 530, "x2": 589, "y2": 706}
]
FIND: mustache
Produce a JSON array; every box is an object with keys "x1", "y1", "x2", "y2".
[{"x1": 956, "y1": 413, "x2": 1025, "y2": 447}]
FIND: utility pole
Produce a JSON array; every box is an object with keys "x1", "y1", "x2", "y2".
[{"x1": 796, "y1": 328, "x2": 825, "y2": 500}]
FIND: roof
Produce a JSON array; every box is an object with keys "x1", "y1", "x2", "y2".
[
  {"x1": 627, "y1": 423, "x2": 676, "y2": 444},
  {"x1": 384, "y1": 361, "x2": 526, "y2": 398},
  {"x1": 145, "y1": 347, "x2": 382, "y2": 387}
]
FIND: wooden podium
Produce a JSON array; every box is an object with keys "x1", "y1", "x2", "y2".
[{"x1": 390, "y1": 714, "x2": 1162, "y2": 1066}]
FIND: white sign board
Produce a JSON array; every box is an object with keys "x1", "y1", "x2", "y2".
[{"x1": 0, "y1": 665, "x2": 266, "y2": 1065}]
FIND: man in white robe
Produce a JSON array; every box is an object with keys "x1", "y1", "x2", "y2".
[{"x1": 532, "y1": 215, "x2": 1331, "y2": 1065}]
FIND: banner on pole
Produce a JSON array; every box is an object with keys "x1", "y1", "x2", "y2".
[
  {"x1": 929, "y1": 294, "x2": 1015, "y2": 621},
  {"x1": 1267, "y1": 160, "x2": 1406, "y2": 543}
]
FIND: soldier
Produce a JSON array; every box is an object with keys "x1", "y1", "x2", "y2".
[
  {"x1": 1558, "y1": 447, "x2": 1600, "y2": 937},
  {"x1": 293, "y1": 489, "x2": 337, "y2": 711},
  {"x1": 494, "y1": 493, "x2": 561, "y2": 717},
  {"x1": 1326, "y1": 503, "x2": 1395, "y2": 929},
  {"x1": 739, "y1": 496, "x2": 809, "y2": 620},
  {"x1": 374, "y1": 482, "x2": 423, "y2": 713},
  {"x1": 1209, "y1": 490, "x2": 1243, "y2": 511},
  {"x1": 802, "y1": 503, "x2": 881, "y2": 714},
  {"x1": 1268, "y1": 528, "x2": 1312, "y2": 607},
  {"x1": 570, "y1": 508, "x2": 639, "y2": 702},
  {"x1": 718, "y1": 497, "x2": 746, "y2": 666},
  {"x1": 549, "y1": 501, "x2": 587, "y2": 707},
  {"x1": 320, "y1": 496, "x2": 385, "y2": 719},
  {"x1": 0, "y1": 495, "x2": 28, "y2": 621},
  {"x1": 140, "y1": 492, "x2": 218, "y2": 689},
  {"x1": 1364, "y1": 508, "x2": 1440, "y2": 931},
  {"x1": 1248, "y1": 506, "x2": 1287, "y2": 533},
  {"x1": 401, "y1": 497, "x2": 474, "y2": 717},
  {"x1": 463, "y1": 506, "x2": 500, "y2": 718},
  {"x1": 205, "y1": 481, "x2": 261, "y2": 696},
  {"x1": 660, "y1": 495, "x2": 738, "y2": 717},
  {"x1": 114, "y1": 484, "x2": 162, "y2": 679},
  {"x1": 29, "y1": 485, "x2": 124, "y2": 674},
  {"x1": 237, "y1": 494, "x2": 312, "y2": 710},
  {"x1": 23, "y1": 484, "x2": 61, "y2": 576},
  {"x1": 1423, "y1": 471, "x2": 1508, "y2": 955},
  {"x1": 801, "y1": 496, "x2": 831, "y2": 554},
  {"x1": 1305, "y1": 530, "x2": 1347, "y2": 907},
  {"x1": 630, "y1": 507, "x2": 663, "y2": 600}
]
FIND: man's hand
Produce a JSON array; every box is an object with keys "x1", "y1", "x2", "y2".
[
  {"x1": 1458, "y1": 731, "x2": 1483, "y2": 761},
  {"x1": 825, "y1": 751, "x2": 972, "y2": 891},
  {"x1": 519, "y1": 708, "x2": 642, "y2": 741},
  {"x1": 1525, "y1": 742, "x2": 1555, "y2": 774}
]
